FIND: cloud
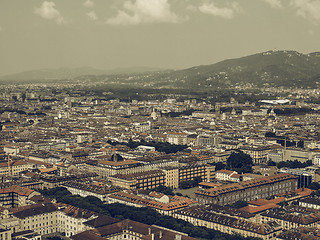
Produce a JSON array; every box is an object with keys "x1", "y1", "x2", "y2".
[
  {"x1": 106, "y1": 0, "x2": 182, "y2": 25},
  {"x1": 34, "y1": 1, "x2": 66, "y2": 24},
  {"x1": 263, "y1": 0, "x2": 282, "y2": 8},
  {"x1": 87, "y1": 11, "x2": 98, "y2": 21},
  {"x1": 83, "y1": 0, "x2": 94, "y2": 8},
  {"x1": 198, "y1": 2, "x2": 240, "y2": 19},
  {"x1": 290, "y1": 0, "x2": 320, "y2": 23}
]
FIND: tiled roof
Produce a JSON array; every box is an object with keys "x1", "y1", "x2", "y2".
[
  {"x1": 12, "y1": 203, "x2": 58, "y2": 218},
  {"x1": 109, "y1": 191, "x2": 196, "y2": 211},
  {"x1": 196, "y1": 173, "x2": 297, "y2": 197},
  {"x1": 0, "y1": 185, "x2": 34, "y2": 196}
]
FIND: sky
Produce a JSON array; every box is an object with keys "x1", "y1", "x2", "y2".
[{"x1": 0, "y1": 0, "x2": 320, "y2": 75}]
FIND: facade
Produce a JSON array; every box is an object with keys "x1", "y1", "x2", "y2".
[
  {"x1": 299, "y1": 196, "x2": 320, "y2": 210},
  {"x1": 197, "y1": 135, "x2": 215, "y2": 147},
  {"x1": 174, "y1": 205, "x2": 282, "y2": 240},
  {"x1": 162, "y1": 167, "x2": 179, "y2": 189},
  {"x1": 0, "y1": 228, "x2": 11, "y2": 240},
  {"x1": 62, "y1": 181, "x2": 121, "y2": 202},
  {"x1": 179, "y1": 165, "x2": 206, "y2": 183},
  {"x1": 240, "y1": 146, "x2": 269, "y2": 164},
  {"x1": 195, "y1": 173, "x2": 298, "y2": 205},
  {"x1": 86, "y1": 157, "x2": 178, "y2": 180},
  {"x1": 0, "y1": 185, "x2": 40, "y2": 208},
  {"x1": 260, "y1": 206, "x2": 320, "y2": 230},
  {"x1": 108, "y1": 170, "x2": 166, "y2": 190},
  {"x1": 278, "y1": 168, "x2": 313, "y2": 188},
  {"x1": 166, "y1": 132, "x2": 188, "y2": 145},
  {"x1": 108, "y1": 190, "x2": 197, "y2": 216},
  {"x1": 0, "y1": 161, "x2": 31, "y2": 176},
  {"x1": 215, "y1": 169, "x2": 238, "y2": 182},
  {"x1": 72, "y1": 219, "x2": 198, "y2": 240}
]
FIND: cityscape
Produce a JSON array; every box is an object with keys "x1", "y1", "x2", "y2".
[{"x1": 1, "y1": 1, "x2": 320, "y2": 240}]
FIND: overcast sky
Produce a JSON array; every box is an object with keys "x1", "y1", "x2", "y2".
[{"x1": 0, "y1": 0, "x2": 320, "y2": 75}]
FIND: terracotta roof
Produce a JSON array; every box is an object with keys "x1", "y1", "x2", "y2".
[
  {"x1": 0, "y1": 185, "x2": 34, "y2": 197},
  {"x1": 12, "y1": 203, "x2": 58, "y2": 218},
  {"x1": 196, "y1": 173, "x2": 297, "y2": 197},
  {"x1": 240, "y1": 203, "x2": 280, "y2": 214}
]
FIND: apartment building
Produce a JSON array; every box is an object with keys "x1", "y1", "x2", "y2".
[
  {"x1": 0, "y1": 228, "x2": 11, "y2": 240},
  {"x1": 215, "y1": 170, "x2": 238, "y2": 182},
  {"x1": 108, "y1": 190, "x2": 196, "y2": 216},
  {"x1": 72, "y1": 219, "x2": 198, "y2": 240},
  {"x1": 240, "y1": 146, "x2": 270, "y2": 164},
  {"x1": 0, "y1": 161, "x2": 31, "y2": 176},
  {"x1": 174, "y1": 205, "x2": 282, "y2": 240},
  {"x1": 86, "y1": 157, "x2": 178, "y2": 180},
  {"x1": 162, "y1": 167, "x2": 179, "y2": 189},
  {"x1": 179, "y1": 164, "x2": 206, "y2": 182},
  {"x1": 62, "y1": 181, "x2": 121, "y2": 202},
  {"x1": 260, "y1": 206, "x2": 320, "y2": 230},
  {"x1": 166, "y1": 132, "x2": 188, "y2": 145},
  {"x1": 299, "y1": 196, "x2": 320, "y2": 210},
  {"x1": 108, "y1": 170, "x2": 165, "y2": 190},
  {"x1": 0, "y1": 185, "x2": 40, "y2": 208},
  {"x1": 195, "y1": 173, "x2": 298, "y2": 205}
]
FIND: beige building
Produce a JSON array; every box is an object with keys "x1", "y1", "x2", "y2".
[
  {"x1": 162, "y1": 167, "x2": 179, "y2": 189},
  {"x1": 0, "y1": 228, "x2": 11, "y2": 240},
  {"x1": 166, "y1": 132, "x2": 188, "y2": 145},
  {"x1": 0, "y1": 185, "x2": 40, "y2": 208},
  {"x1": 260, "y1": 206, "x2": 320, "y2": 230},
  {"x1": 108, "y1": 170, "x2": 166, "y2": 190},
  {"x1": 196, "y1": 173, "x2": 298, "y2": 205},
  {"x1": 174, "y1": 205, "x2": 282, "y2": 240}
]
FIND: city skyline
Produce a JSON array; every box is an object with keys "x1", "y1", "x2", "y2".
[{"x1": 1, "y1": 0, "x2": 320, "y2": 75}]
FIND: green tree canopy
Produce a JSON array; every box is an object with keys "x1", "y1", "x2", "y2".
[{"x1": 227, "y1": 151, "x2": 253, "y2": 173}]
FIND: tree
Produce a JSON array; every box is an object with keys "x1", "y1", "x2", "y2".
[
  {"x1": 213, "y1": 162, "x2": 226, "y2": 171},
  {"x1": 297, "y1": 140, "x2": 304, "y2": 148},
  {"x1": 267, "y1": 160, "x2": 276, "y2": 166},
  {"x1": 265, "y1": 132, "x2": 276, "y2": 138},
  {"x1": 227, "y1": 151, "x2": 253, "y2": 173},
  {"x1": 308, "y1": 182, "x2": 320, "y2": 190}
]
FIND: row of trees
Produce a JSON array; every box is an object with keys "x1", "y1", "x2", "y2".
[
  {"x1": 40, "y1": 187, "x2": 260, "y2": 240},
  {"x1": 267, "y1": 159, "x2": 313, "y2": 169},
  {"x1": 107, "y1": 139, "x2": 188, "y2": 154},
  {"x1": 179, "y1": 176, "x2": 202, "y2": 189}
]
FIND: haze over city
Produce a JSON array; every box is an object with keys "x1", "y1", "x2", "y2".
[{"x1": 1, "y1": 0, "x2": 320, "y2": 75}]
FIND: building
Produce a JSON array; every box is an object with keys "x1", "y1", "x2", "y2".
[
  {"x1": 72, "y1": 219, "x2": 198, "y2": 240},
  {"x1": 240, "y1": 146, "x2": 269, "y2": 164},
  {"x1": 0, "y1": 228, "x2": 11, "y2": 240},
  {"x1": 174, "y1": 205, "x2": 282, "y2": 240},
  {"x1": 162, "y1": 167, "x2": 179, "y2": 189},
  {"x1": 108, "y1": 170, "x2": 165, "y2": 190},
  {"x1": 278, "y1": 168, "x2": 313, "y2": 188},
  {"x1": 0, "y1": 185, "x2": 40, "y2": 208},
  {"x1": 179, "y1": 164, "x2": 206, "y2": 183},
  {"x1": 299, "y1": 196, "x2": 320, "y2": 210},
  {"x1": 195, "y1": 173, "x2": 298, "y2": 205},
  {"x1": 260, "y1": 206, "x2": 320, "y2": 230},
  {"x1": 62, "y1": 181, "x2": 122, "y2": 202},
  {"x1": 167, "y1": 132, "x2": 188, "y2": 145},
  {"x1": 108, "y1": 190, "x2": 197, "y2": 216},
  {"x1": 215, "y1": 170, "x2": 238, "y2": 182},
  {"x1": 276, "y1": 227, "x2": 320, "y2": 240}
]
